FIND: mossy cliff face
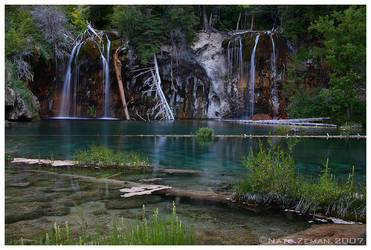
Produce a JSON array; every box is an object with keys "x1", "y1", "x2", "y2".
[
  {"x1": 222, "y1": 31, "x2": 289, "y2": 119},
  {"x1": 23, "y1": 30, "x2": 318, "y2": 120},
  {"x1": 5, "y1": 63, "x2": 40, "y2": 121},
  {"x1": 30, "y1": 32, "x2": 123, "y2": 118}
]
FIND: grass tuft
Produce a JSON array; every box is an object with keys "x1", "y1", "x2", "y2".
[
  {"x1": 233, "y1": 140, "x2": 365, "y2": 221},
  {"x1": 72, "y1": 145, "x2": 150, "y2": 169}
]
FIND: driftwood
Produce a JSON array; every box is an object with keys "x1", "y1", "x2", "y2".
[{"x1": 113, "y1": 44, "x2": 130, "y2": 120}]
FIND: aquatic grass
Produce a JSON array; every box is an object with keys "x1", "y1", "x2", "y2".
[
  {"x1": 72, "y1": 145, "x2": 150, "y2": 169},
  {"x1": 233, "y1": 140, "x2": 366, "y2": 221},
  {"x1": 10, "y1": 203, "x2": 194, "y2": 245},
  {"x1": 196, "y1": 127, "x2": 215, "y2": 145}
]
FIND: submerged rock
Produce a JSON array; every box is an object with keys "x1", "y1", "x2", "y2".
[
  {"x1": 5, "y1": 202, "x2": 44, "y2": 224},
  {"x1": 105, "y1": 195, "x2": 162, "y2": 209}
]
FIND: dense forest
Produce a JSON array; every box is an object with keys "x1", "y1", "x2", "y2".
[{"x1": 5, "y1": 5, "x2": 366, "y2": 125}]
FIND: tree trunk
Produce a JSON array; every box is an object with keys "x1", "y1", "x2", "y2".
[
  {"x1": 113, "y1": 46, "x2": 130, "y2": 120},
  {"x1": 236, "y1": 11, "x2": 241, "y2": 31},
  {"x1": 250, "y1": 15, "x2": 255, "y2": 30},
  {"x1": 202, "y1": 5, "x2": 210, "y2": 31}
]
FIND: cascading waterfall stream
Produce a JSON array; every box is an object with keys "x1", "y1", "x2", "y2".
[
  {"x1": 268, "y1": 31, "x2": 279, "y2": 118},
  {"x1": 58, "y1": 26, "x2": 112, "y2": 119},
  {"x1": 103, "y1": 35, "x2": 111, "y2": 118},
  {"x1": 59, "y1": 42, "x2": 80, "y2": 117},
  {"x1": 248, "y1": 34, "x2": 260, "y2": 119},
  {"x1": 73, "y1": 42, "x2": 84, "y2": 117}
]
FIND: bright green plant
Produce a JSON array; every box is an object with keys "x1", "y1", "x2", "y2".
[
  {"x1": 196, "y1": 127, "x2": 215, "y2": 145},
  {"x1": 72, "y1": 145, "x2": 149, "y2": 168}
]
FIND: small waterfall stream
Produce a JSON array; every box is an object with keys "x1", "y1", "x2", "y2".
[
  {"x1": 58, "y1": 32, "x2": 111, "y2": 118},
  {"x1": 248, "y1": 34, "x2": 260, "y2": 119},
  {"x1": 268, "y1": 31, "x2": 279, "y2": 118},
  {"x1": 103, "y1": 35, "x2": 111, "y2": 118},
  {"x1": 59, "y1": 42, "x2": 80, "y2": 117}
]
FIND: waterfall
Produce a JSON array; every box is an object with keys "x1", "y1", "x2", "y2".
[
  {"x1": 239, "y1": 37, "x2": 243, "y2": 80},
  {"x1": 268, "y1": 32, "x2": 279, "y2": 118},
  {"x1": 248, "y1": 34, "x2": 260, "y2": 119},
  {"x1": 103, "y1": 35, "x2": 111, "y2": 117},
  {"x1": 73, "y1": 42, "x2": 84, "y2": 117},
  {"x1": 59, "y1": 42, "x2": 80, "y2": 117}
]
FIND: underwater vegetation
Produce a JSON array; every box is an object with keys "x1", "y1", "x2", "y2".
[
  {"x1": 72, "y1": 145, "x2": 150, "y2": 168},
  {"x1": 7, "y1": 203, "x2": 195, "y2": 245}
]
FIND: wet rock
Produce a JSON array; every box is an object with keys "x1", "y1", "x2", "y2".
[
  {"x1": 42, "y1": 204, "x2": 70, "y2": 217},
  {"x1": 105, "y1": 195, "x2": 162, "y2": 209}
]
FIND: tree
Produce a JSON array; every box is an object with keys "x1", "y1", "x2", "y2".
[
  {"x1": 31, "y1": 5, "x2": 73, "y2": 60},
  {"x1": 309, "y1": 6, "x2": 366, "y2": 123}
]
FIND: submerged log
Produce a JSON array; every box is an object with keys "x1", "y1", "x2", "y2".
[
  {"x1": 120, "y1": 185, "x2": 171, "y2": 198},
  {"x1": 24, "y1": 169, "x2": 231, "y2": 204}
]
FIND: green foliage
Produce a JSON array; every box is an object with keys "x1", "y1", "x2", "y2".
[
  {"x1": 87, "y1": 5, "x2": 114, "y2": 30},
  {"x1": 88, "y1": 105, "x2": 95, "y2": 117},
  {"x1": 72, "y1": 145, "x2": 150, "y2": 168},
  {"x1": 9, "y1": 203, "x2": 194, "y2": 245},
  {"x1": 5, "y1": 6, "x2": 36, "y2": 57},
  {"x1": 275, "y1": 124, "x2": 291, "y2": 135},
  {"x1": 234, "y1": 140, "x2": 365, "y2": 220},
  {"x1": 196, "y1": 127, "x2": 215, "y2": 139},
  {"x1": 65, "y1": 5, "x2": 89, "y2": 32},
  {"x1": 5, "y1": 153, "x2": 13, "y2": 162},
  {"x1": 112, "y1": 6, "x2": 199, "y2": 65},
  {"x1": 6, "y1": 60, "x2": 39, "y2": 117},
  {"x1": 309, "y1": 6, "x2": 366, "y2": 125},
  {"x1": 196, "y1": 127, "x2": 215, "y2": 146}
]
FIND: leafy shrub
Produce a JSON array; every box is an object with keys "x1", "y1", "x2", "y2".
[
  {"x1": 196, "y1": 127, "x2": 215, "y2": 140},
  {"x1": 196, "y1": 127, "x2": 215, "y2": 145}
]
